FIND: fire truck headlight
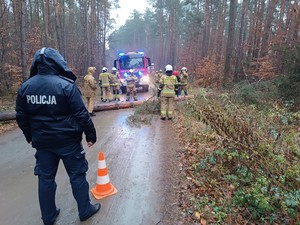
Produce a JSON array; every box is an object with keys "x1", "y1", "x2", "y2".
[{"x1": 141, "y1": 75, "x2": 149, "y2": 82}]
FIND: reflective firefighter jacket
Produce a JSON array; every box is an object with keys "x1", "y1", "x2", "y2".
[
  {"x1": 126, "y1": 74, "x2": 137, "y2": 88},
  {"x1": 180, "y1": 71, "x2": 188, "y2": 86},
  {"x1": 110, "y1": 72, "x2": 121, "y2": 87},
  {"x1": 159, "y1": 75, "x2": 178, "y2": 97},
  {"x1": 99, "y1": 72, "x2": 111, "y2": 87}
]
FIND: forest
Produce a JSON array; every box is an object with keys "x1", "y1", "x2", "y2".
[
  {"x1": 1, "y1": 0, "x2": 300, "y2": 224},
  {"x1": 0, "y1": 0, "x2": 299, "y2": 95}
]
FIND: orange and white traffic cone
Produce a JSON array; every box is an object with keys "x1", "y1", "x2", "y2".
[{"x1": 91, "y1": 151, "x2": 118, "y2": 200}]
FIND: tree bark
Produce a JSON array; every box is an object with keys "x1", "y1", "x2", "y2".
[
  {"x1": 224, "y1": 0, "x2": 237, "y2": 85},
  {"x1": 216, "y1": 0, "x2": 226, "y2": 63},
  {"x1": 53, "y1": 0, "x2": 64, "y2": 55},
  {"x1": 20, "y1": 0, "x2": 27, "y2": 81},
  {"x1": 202, "y1": 0, "x2": 210, "y2": 58},
  {"x1": 234, "y1": 0, "x2": 248, "y2": 81},
  {"x1": 261, "y1": 0, "x2": 278, "y2": 57},
  {"x1": 158, "y1": 0, "x2": 164, "y2": 69},
  {"x1": 253, "y1": 0, "x2": 265, "y2": 59},
  {"x1": 41, "y1": 0, "x2": 50, "y2": 46}
]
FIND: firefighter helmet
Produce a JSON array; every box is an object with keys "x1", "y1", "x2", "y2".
[
  {"x1": 102, "y1": 67, "x2": 108, "y2": 72},
  {"x1": 173, "y1": 70, "x2": 179, "y2": 76},
  {"x1": 165, "y1": 64, "x2": 173, "y2": 72},
  {"x1": 129, "y1": 69, "x2": 134, "y2": 73},
  {"x1": 112, "y1": 67, "x2": 117, "y2": 71},
  {"x1": 181, "y1": 67, "x2": 187, "y2": 71}
]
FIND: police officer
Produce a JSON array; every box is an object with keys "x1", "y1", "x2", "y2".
[
  {"x1": 15, "y1": 47, "x2": 100, "y2": 225},
  {"x1": 158, "y1": 64, "x2": 178, "y2": 120},
  {"x1": 99, "y1": 67, "x2": 111, "y2": 102},
  {"x1": 180, "y1": 67, "x2": 189, "y2": 96},
  {"x1": 110, "y1": 67, "x2": 121, "y2": 101},
  {"x1": 83, "y1": 67, "x2": 97, "y2": 116},
  {"x1": 125, "y1": 69, "x2": 138, "y2": 101}
]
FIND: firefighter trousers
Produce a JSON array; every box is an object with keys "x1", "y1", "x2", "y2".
[
  {"x1": 160, "y1": 96, "x2": 175, "y2": 119},
  {"x1": 101, "y1": 86, "x2": 111, "y2": 101},
  {"x1": 126, "y1": 86, "x2": 137, "y2": 101},
  {"x1": 85, "y1": 96, "x2": 95, "y2": 113}
]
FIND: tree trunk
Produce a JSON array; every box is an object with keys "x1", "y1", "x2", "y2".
[
  {"x1": 53, "y1": 0, "x2": 64, "y2": 55},
  {"x1": 216, "y1": 0, "x2": 226, "y2": 63},
  {"x1": 41, "y1": 0, "x2": 50, "y2": 46},
  {"x1": 202, "y1": 0, "x2": 210, "y2": 58},
  {"x1": 208, "y1": 1, "x2": 219, "y2": 57},
  {"x1": 246, "y1": 0, "x2": 257, "y2": 60},
  {"x1": 253, "y1": 0, "x2": 265, "y2": 59},
  {"x1": 234, "y1": 0, "x2": 248, "y2": 81},
  {"x1": 158, "y1": 0, "x2": 164, "y2": 69},
  {"x1": 224, "y1": 0, "x2": 237, "y2": 85},
  {"x1": 292, "y1": 0, "x2": 299, "y2": 42},
  {"x1": 90, "y1": 0, "x2": 95, "y2": 66},
  {"x1": 20, "y1": 0, "x2": 27, "y2": 81},
  {"x1": 261, "y1": 0, "x2": 278, "y2": 57}
]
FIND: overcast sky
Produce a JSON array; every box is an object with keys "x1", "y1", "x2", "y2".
[{"x1": 112, "y1": 0, "x2": 148, "y2": 29}]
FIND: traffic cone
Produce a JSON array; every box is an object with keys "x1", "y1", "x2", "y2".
[{"x1": 91, "y1": 151, "x2": 118, "y2": 200}]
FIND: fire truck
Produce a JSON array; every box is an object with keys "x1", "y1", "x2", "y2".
[{"x1": 114, "y1": 51, "x2": 152, "y2": 93}]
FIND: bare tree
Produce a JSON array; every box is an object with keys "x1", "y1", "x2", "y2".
[
  {"x1": 261, "y1": 0, "x2": 278, "y2": 57},
  {"x1": 202, "y1": 0, "x2": 210, "y2": 58},
  {"x1": 224, "y1": 0, "x2": 237, "y2": 85},
  {"x1": 53, "y1": 0, "x2": 65, "y2": 56},
  {"x1": 20, "y1": 0, "x2": 27, "y2": 81},
  {"x1": 234, "y1": 0, "x2": 248, "y2": 80},
  {"x1": 216, "y1": 0, "x2": 226, "y2": 63}
]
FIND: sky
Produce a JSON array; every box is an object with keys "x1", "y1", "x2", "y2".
[{"x1": 112, "y1": 0, "x2": 148, "y2": 29}]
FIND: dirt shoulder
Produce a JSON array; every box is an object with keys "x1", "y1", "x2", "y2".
[{"x1": 0, "y1": 121, "x2": 18, "y2": 135}]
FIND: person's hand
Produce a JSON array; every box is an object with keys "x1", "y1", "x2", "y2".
[{"x1": 87, "y1": 142, "x2": 94, "y2": 147}]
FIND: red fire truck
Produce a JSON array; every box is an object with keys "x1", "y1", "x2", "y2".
[{"x1": 114, "y1": 51, "x2": 152, "y2": 93}]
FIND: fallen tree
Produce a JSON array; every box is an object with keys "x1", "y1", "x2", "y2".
[{"x1": 0, "y1": 95, "x2": 193, "y2": 121}]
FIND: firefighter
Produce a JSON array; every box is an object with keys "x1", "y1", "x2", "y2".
[
  {"x1": 154, "y1": 69, "x2": 164, "y2": 97},
  {"x1": 110, "y1": 67, "x2": 121, "y2": 101},
  {"x1": 180, "y1": 67, "x2": 189, "y2": 96},
  {"x1": 83, "y1": 67, "x2": 97, "y2": 116},
  {"x1": 99, "y1": 67, "x2": 111, "y2": 102},
  {"x1": 173, "y1": 70, "x2": 181, "y2": 97},
  {"x1": 125, "y1": 69, "x2": 138, "y2": 101},
  {"x1": 158, "y1": 64, "x2": 178, "y2": 120}
]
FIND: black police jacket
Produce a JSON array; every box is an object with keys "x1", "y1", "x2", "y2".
[{"x1": 16, "y1": 74, "x2": 97, "y2": 149}]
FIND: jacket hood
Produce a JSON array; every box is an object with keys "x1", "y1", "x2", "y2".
[
  {"x1": 87, "y1": 67, "x2": 96, "y2": 74},
  {"x1": 30, "y1": 47, "x2": 76, "y2": 81}
]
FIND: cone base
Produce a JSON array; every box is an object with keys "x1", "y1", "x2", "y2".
[{"x1": 91, "y1": 184, "x2": 118, "y2": 200}]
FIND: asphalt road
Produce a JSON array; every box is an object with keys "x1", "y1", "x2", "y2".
[{"x1": 0, "y1": 92, "x2": 180, "y2": 225}]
